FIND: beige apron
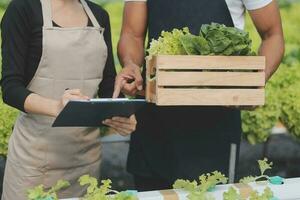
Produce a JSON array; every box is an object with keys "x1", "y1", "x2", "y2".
[{"x1": 2, "y1": 0, "x2": 107, "y2": 199}]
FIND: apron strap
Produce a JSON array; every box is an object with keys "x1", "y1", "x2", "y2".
[
  {"x1": 80, "y1": 0, "x2": 102, "y2": 30},
  {"x1": 40, "y1": 0, "x2": 53, "y2": 28}
]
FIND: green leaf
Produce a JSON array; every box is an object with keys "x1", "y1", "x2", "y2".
[
  {"x1": 147, "y1": 27, "x2": 190, "y2": 55},
  {"x1": 223, "y1": 187, "x2": 242, "y2": 200},
  {"x1": 173, "y1": 179, "x2": 198, "y2": 192},
  {"x1": 180, "y1": 34, "x2": 200, "y2": 55},
  {"x1": 258, "y1": 158, "x2": 273, "y2": 176},
  {"x1": 249, "y1": 187, "x2": 274, "y2": 200},
  {"x1": 48, "y1": 180, "x2": 70, "y2": 194},
  {"x1": 195, "y1": 36, "x2": 211, "y2": 55},
  {"x1": 27, "y1": 180, "x2": 70, "y2": 200},
  {"x1": 239, "y1": 176, "x2": 256, "y2": 184},
  {"x1": 198, "y1": 171, "x2": 228, "y2": 192}
]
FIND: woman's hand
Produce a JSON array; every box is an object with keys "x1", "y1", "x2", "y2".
[
  {"x1": 102, "y1": 115, "x2": 137, "y2": 136},
  {"x1": 57, "y1": 89, "x2": 89, "y2": 115},
  {"x1": 24, "y1": 89, "x2": 89, "y2": 117}
]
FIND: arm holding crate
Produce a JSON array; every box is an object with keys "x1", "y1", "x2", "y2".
[
  {"x1": 114, "y1": 1, "x2": 284, "y2": 98},
  {"x1": 248, "y1": 0, "x2": 284, "y2": 81}
]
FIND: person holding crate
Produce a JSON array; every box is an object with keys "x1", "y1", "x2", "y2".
[
  {"x1": 0, "y1": 0, "x2": 137, "y2": 199},
  {"x1": 114, "y1": 0, "x2": 284, "y2": 191}
]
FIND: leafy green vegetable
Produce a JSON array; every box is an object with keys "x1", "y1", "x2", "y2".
[
  {"x1": 223, "y1": 186, "x2": 274, "y2": 200},
  {"x1": 179, "y1": 34, "x2": 200, "y2": 55},
  {"x1": 249, "y1": 187, "x2": 274, "y2": 200},
  {"x1": 194, "y1": 36, "x2": 211, "y2": 55},
  {"x1": 198, "y1": 171, "x2": 228, "y2": 192},
  {"x1": 173, "y1": 179, "x2": 198, "y2": 192},
  {"x1": 173, "y1": 171, "x2": 227, "y2": 200},
  {"x1": 240, "y1": 158, "x2": 273, "y2": 184},
  {"x1": 79, "y1": 175, "x2": 137, "y2": 200},
  {"x1": 258, "y1": 158, "x2": 273, "y2": 176},
  {"x1": 148, "y1": 23, "x2": 254, "y2": 56},
  {"x1": 147, "y1": 28, "x2": 190, "y2": 55},
  {"x1": 241, "y1": 84, "x2": 281, "y2": 145},
  {"x1": 223, "y1": 187, "x2": 242, "y2": 200},
  {"x1": 27, "y1": 180, "x2": 70, "y2": 200},
  {"x1": 0, "y1": 98, "x2": 18, "y2": 156},
  {"x1": 239, "y1": 176, "x2": 257, "y2": 184},
  {"x1": 264, "y1": 64, "x2": 300, "y2": 141},
  {"x1": 281, "y1": 82, "x2": 300, "y2": 139}
]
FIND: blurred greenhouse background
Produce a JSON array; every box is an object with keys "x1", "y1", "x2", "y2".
[{"x1": 0, "y1": 0, "x2": 300, "y2": 192}]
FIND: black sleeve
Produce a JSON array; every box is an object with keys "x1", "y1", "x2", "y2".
[
  {"x1": 1, "y1": 0, "x2": 33, "y2": 112},
  {"x1": 97, "y1": 10, "x2": 117, "y2": 98}
]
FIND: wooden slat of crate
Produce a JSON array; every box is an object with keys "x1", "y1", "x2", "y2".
[
  {"x1": 156, "y1": 88, "x2": 265, "y2": 106},
  {"x1": 154, "y1": 55, "x2": 265, "y2": 70},
  {"x1": 146, "y1": 57, "x2": 157, "y2": 103},
  {"x1": 157, "y1": 71, "x2": 265, "y2": 86}
]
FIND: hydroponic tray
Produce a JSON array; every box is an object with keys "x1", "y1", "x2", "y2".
[{"x1": 61, "y1": 177, "x2": 300, "y2": 200}]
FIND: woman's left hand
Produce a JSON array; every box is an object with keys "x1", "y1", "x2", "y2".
[{"x1": 102, "y1": 115, "x2": 137, "y2": 136}]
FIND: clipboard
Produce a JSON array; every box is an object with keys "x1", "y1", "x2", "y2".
[{"x1": 52, "y1": 98, "x2": 147, "y2": 127}]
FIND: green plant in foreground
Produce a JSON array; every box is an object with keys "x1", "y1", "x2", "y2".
[
  {"x1": 27, "y1": 180, "x2": 70, "y2": 200},
  {"x1": 240, "y1": 158, "x2": 273, "y2": 184},
  {"x1": 173, "y1": 171, "x2": 228, "y2": 200},
  {"x1": 173, "y1": 159, "x2": 275, "y2": 200},
  {"x1": 223, "y1": 186, "x2": 273, "y2": 200},
  {"x1": 79, "y1": 175, "x2": 137, "y2": 200},
  {"x1": 223, "y1": 187, "x2": 242, "y2": 200},
  {"x1": 249, "y1": 187, "x2": 274, "y2": 200}
]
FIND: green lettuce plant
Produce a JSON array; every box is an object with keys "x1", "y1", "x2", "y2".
[
  {"x1": 281, "y1": 82, "x2": 300, "y2": 139},
  {"x1": 241, "y1": 84, "x2": 281, "y2": 145},
  {"x1": 27, "y1": 180, "x2": 70, "y2": 200},
  {"x1": 0, "y1": 98, "x2": 18, "y2": 156},
  {"x1": 79, "y1": 175, "x2": 137, "y2": 200}
]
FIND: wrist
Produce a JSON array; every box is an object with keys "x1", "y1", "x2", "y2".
[
  {"x1": 122, "y1": 59, "x2": 140, "y2": 69},
  {"x1": 50, "y1": 100, "x2": 62, "y2": 117}
]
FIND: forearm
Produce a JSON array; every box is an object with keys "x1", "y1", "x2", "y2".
[
  {"x1": 118, "y1": 33, "x2": 145, "y2": 68},
  {"x1": 248, "y1": 1, "x2": 284, "y2": 81},
  {"x1": 259, "y1": 34, "x2": 284, "y2": 81},
  {"x1": 24, "y1": 93, "x2": 60, "y2": 117}
]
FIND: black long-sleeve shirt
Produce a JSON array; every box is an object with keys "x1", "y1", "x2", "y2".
[{"x1": 1, "y1": 0, "x2": 116, "y2": 112}]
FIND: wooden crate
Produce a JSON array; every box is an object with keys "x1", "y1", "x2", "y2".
[{"x1": 146, "y1": 55, "x2": 266, "y2": 106}]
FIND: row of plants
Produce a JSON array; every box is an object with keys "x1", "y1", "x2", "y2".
[{"x1": 28, "y1": 158, "x2": 281, "y2": 200}]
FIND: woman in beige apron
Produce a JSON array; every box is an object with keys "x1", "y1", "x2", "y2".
[{"x1": 1, "y1": 0, "x2": 136, "y2": 199}]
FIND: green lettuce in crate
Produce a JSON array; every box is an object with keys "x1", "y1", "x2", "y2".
[
  {"x1": 200, "y1": 23, "x2": 254, "y2": 55},
  {"x1": 147, "y1": 27, "x2": 190, "y2": 55},
  {"x1": 241, "y1": 84, "x2": 281, "y2": 145},
  {"x1": 147, "y1": 23, "x2": 255, "y2": 56}
]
